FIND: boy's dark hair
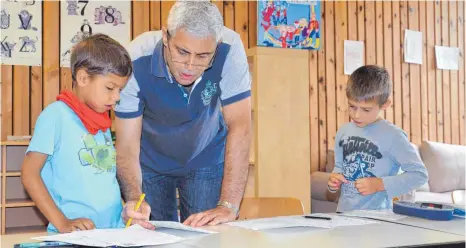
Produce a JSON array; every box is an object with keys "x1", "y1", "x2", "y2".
[
  {"x1": 70, "y1": 33, "x2": 132, "y2": 86},
  {"x1": 346, "y1": 65, "x2": 392, "y2": 106}
]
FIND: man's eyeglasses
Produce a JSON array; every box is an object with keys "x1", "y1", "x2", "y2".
[{"x1": 165, "y1": 31, "x2": 219, "y2": 70}]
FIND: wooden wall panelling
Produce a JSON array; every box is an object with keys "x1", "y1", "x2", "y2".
[
  {"x1": 427, "y1": 1, "x2": 437, "y2": 142},
  {"x1": 459, "y1": 1, "x2": 465, "y2": 145},
  {"x1": 435, "y1": 1, "x2": 444, "y2": 143},
  {"x1": 325, "y1": 1, "x2": 336, "y2": 150},
  {"x1": 442, "y1": 1, "x2": 451, "y2": 143},
  {"x1": 392, "y1": 1, "x2": 403, "y2": 129},
  {"x1": 400, "y1": 1, "x2": 411, "y2": 140},
  {"x1": 224, "y1": 1, "x2": 235, "y2": 30},
  {"x1": 234, "y1": 1, "x2": 249, "y2": 49},
  {"x1": 42, "y1": 1, "x2": 60, "y2": 109},
  {"x1": 365, "y1": 1, "x2": 376, "y2": 65},
  {"x1": 449, "y1": 1, "x2": 459, "y2": 145},
  {"x1": 419, "y1": 1, "x2": 429, "y2": 142},
  {"x1": 310, "y1": 49, "x2": 319, "y2": 173},
  {"x1": 335, "y1": 1, "x2": 348, "y2": 131},
  {"x1": 132, "y1": 1, "x2": 150, "y2": 38},
  {"x1": 248, "y1": 1, "x2": 257, "y2": 49},
  {"x1": 376, "y1": 1, "x2": 384, "y2": 119},
  {"x1": 383, "y1": 1, "x2": 394, "y2": 123},
  {"x1": 12, "y1": 66, "x2": 30, "y2": 136},
  {"x1": 30, "y1": 65, "x2": 42, "y2": 136},
  {"x1": 318, "y1": 2, "x2": 327, "y2": 171},
  {"x1": 150, "y1": 1, "x2": 161, "y2": 31},
  {"x1": 1, "y1": 66, "x2": 13, "y2": 140},
  {"x1": 348, "y1": 1, "x2": 357, "y2": 124},
  {"x1": 408, "y1": 1, "x2": 421, "y2": 145}
]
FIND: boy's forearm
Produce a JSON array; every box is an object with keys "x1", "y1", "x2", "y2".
[{"x1": 22, "y1": 171, "x2": 67, "y2": 229}]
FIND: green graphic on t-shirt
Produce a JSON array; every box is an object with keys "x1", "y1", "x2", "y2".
[{"x1": 78, "y1": 133, "x2": 116, "y2": 173}]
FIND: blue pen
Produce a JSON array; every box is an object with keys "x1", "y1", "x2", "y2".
[{"x1": 14, "y1": 241, "x2": 72, "y2": 248}]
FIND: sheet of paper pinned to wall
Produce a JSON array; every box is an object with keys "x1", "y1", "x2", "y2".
[
  {"x1": 344, "y1": 40, "x2": 365, "y2": 75},
  {"x1": 435, "y1": 46, "x2": 460, "y2": 70},
  {"x1": 33, "y1": 225, "x2": 184, "y2": 247},
  {"x1": 404, "y1": 29, "x2": 423, "y2": 64},
  {"x1": 227, "y1": 214, "x2": 375, "y2": 231}
]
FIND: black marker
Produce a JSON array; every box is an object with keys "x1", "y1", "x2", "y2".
[{"x1": 303, "y1": 216, "x2": 331, "y2": 220}]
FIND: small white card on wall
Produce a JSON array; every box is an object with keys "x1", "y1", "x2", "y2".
[
  {"x1": 404, "y1": 29, "x2": 423, "y2": 64},
  {"x1": 435, "y1": 45, "x2": 460, "y2": 70},
  {"x1": 344, "y1": 40, "x2": 364, "y2": 75}
]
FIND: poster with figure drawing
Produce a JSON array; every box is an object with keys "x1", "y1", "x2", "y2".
[
  {"x1": 1, "y1": 0, "x2": 42, "y2": 66},
  {"x1": 60, "y1": 0, "x2": 131, "y2": 67},
  {"x1": 257, "y1": 0, "x2": 321, "y2": 50}
]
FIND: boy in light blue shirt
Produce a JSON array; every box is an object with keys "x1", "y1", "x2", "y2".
[
  {"x1": 21, "y1": 34, "x2": 143, "y2": 233},
  {"x1": 327, "y1": 65, "x2": 428, "y2": 212}
]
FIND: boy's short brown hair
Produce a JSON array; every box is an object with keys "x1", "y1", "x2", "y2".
[
  {"x1": 346, "y1": 65, "x2": 392, "y2": 106},
  {"x1": 70, "y1": 33, "x2": 132, "y2": 85}
]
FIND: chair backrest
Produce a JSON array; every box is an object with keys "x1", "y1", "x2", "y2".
[{"x1": 237, "y1": 197, "x2": 304, "y2": 220}]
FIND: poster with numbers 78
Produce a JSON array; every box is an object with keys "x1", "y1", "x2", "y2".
[{"x1": 60, "y1": 0, "x2": 131, "y2": 67}]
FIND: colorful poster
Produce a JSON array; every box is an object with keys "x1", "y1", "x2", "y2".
[
  {"x1": 60, "y1": 0, "x2": 131, "y2": 67},
  {"x1": 1, "y1": 0, "x2": 42, "y2": 66},
  {"x1": 257, "y1": 0, "x2": 321, "y2": 50}
]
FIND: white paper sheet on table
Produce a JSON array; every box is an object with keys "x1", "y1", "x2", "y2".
[
  {"x1": 151, "y1": 221, "x2": 218, "y2": 234},
  {"x1": 340, "y1": 209, "x2": 407, "y2": 222},
  {"x1": 32, "y1": 225, "x2": 184, "y2": 247},
  {"x1": 226, "y1": 214, "x2": 375, "y2": 231}
]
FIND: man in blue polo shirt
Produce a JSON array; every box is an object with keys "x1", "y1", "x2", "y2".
[{"x1": 114, "y1": 1, "x2": 251, "y2": 228}]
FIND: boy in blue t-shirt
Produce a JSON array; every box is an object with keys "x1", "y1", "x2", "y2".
[
  {"x1": 21, "y1": 34, "x2": 136, "y2": 233},
  {"x1": 327, "y1": 65, "x2": 428, "y2": 212}
]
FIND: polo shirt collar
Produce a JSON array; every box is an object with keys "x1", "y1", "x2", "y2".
[{"x1": 151, "y1": 39, "x2": 173, "y2": 83}]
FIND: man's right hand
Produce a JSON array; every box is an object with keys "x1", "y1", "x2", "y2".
[
  {"x1": 57, "y1": 218, "x2": 95, "y2": 233},
  {"x1": 122, "y1": 200, "x2": 155, "y2": 230},
  {"x1": 328, "y1": 173, "x2": 348, "y2": 191}
]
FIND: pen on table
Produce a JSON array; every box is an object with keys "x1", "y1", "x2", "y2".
[
  {"x1": 14, "y1": 241, "x2": 72, "y2": 248},
  {"x1": 126, "y1": 193, "x2": 146, "y2": 228},
  {"x1": 303, "y1": 216, "x2": 332, "y2": 220}
]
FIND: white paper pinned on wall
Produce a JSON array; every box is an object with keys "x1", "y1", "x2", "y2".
[
  {"x1": 344, "y1": 40, "x2": 364, "y2": 75},
  {"x1": 404, "y1": 29, "x2": 423, "y2": 64},
  {"x1": 435, "y1": 45, "x2": 460, "y2": 70}
]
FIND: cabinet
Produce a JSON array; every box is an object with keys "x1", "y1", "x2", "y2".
[{"x1": 246, "y1": 47, "x2": 311, "y2": 213}]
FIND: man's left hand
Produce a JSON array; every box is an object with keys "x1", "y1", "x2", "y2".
[{"x1": 183, "y1": 206, "x2": 237, "y2": 227}]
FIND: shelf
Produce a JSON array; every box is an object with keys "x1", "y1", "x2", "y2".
[
  {"x1": 5, "y1": 199, "x2": 36, "y2": 208},
  {"x1": 5, "y1": 225, "x2": 47, "y2": 234},
  {"x1": 5, "y1": 170, "x2": 21, "y2": 177},
  {"x1": 1, "y1": 140, "x2": 30, "y2": 146}
]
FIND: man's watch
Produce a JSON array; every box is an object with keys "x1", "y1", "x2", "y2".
[{"x1": 217, "y1": 200, "x2": 239, "y2": 216}]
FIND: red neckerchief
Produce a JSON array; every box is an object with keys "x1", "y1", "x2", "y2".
[{"x1": 56, "y1": 90, "x2": 111, "y2": 135}]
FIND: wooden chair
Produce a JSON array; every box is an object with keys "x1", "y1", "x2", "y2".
[{"x1": 237, "y1": 197, "x2": 304, "y2": 220}]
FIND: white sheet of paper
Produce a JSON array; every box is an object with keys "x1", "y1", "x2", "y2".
[
  {"x1": 404, "y1": 29, "x2": 423, "y2": 64},
  {"x1": 33, "y1": 225, "x2": 184, "y2": 247},
  {"x1": 344, "y1": 40, "x2": 364, "y2": 75},
  {"x1": 151, "y1": 221, "x2": 218, "y2": 234},
  {"x1": 435, "y1": 45, "x2": 460, "y2": 70},
  {"x1": 226, "y1": 214, "x2": 375, "y2": 230},
  {"x1": 341, "y1": 209, "x2": 407, "y2": 222}
]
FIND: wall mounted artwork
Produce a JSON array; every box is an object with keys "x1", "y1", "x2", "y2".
[
  {"x1": 257, "y1": 0, "x2": 321, "y2": 50},
  {"x1": 60, "y1": 0, "x2": 131, "y2": 67},
  {"x1": 1, "y1": 0, "x2": 42, "y2": 66}
]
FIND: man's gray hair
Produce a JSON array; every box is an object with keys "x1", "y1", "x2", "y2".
[
  {"x1": 167, "y1": 1, "x2": 224, "y2": 42},
  {"x1": 346, "y1": 65, "x2": 392, "y2": 106}
]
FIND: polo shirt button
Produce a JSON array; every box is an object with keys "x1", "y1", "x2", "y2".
[{"x1": 184, "y1": 94, "x2": 187, "y2": 97}]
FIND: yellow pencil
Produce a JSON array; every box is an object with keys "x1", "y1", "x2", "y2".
[{"x1": 125, "y1": 193, "x2": 146, "y2": 228}]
